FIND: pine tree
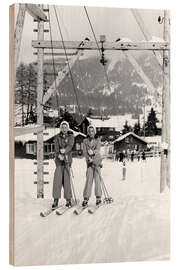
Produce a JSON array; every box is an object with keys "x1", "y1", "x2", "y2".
[
  {"x1": 133, "y1": 120, "x2": 141, "y2": 136},
  {"x1": 122, "y1": 120, "x2": 132, "y2": 134},
  {"x1": 15, "y1": 63, "x2": 37, "y2": 125},
  {"x1": 145, "y1": 107, "x2": 159, "y2": 136}
]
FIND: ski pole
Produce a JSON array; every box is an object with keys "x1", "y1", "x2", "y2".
[
  {"x1": 93, "y1": 167, "x2": 108, "y2": 202},
  {"x1": 70, "y1": 168, "x2": 77, "y2": 205},
  {"x1": 101, "y1": 179, "x2": 109, "y2": 198},
  {"x1": 101, "y1": 180, "x2": 108, "y2": 199},
  {"x1": 101, "y1": 179, "x2": 113, "y2": 203},
  {"x1": 94, "y1": 166, "x2": 112, "y2": 201},
  {"x1": 96, "y1": 167, "x2": 110, "y2": 198}
]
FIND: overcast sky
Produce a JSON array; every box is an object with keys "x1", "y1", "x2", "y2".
[{"x1": 15, "y1": 4, "x2": 165, "y2": 64}]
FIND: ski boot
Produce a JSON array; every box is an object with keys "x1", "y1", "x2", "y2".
[
  {"x1": 65, "y1": 199, "x2": 72, "y2": 208},
  {"x1": 52, "y1": 198, "x2": 59, "y2": 209},
  {"x1": 96, "y1": 197, "x2": 102, "y2": 206},
  {"x1": 82, "y1": 198, "x2": 88, "y2": 208}
]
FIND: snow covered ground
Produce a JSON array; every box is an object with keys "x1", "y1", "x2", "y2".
[{"x1": 14, "y1": 157, "x2": 170, "y2": 266}]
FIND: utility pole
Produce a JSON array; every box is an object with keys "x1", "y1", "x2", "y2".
[
  {"x1": 143, "y1": 94, "x2": 146, "y2": 138},
  {"x1": 36, "y1": 8, "x2": 44, "y2": 198},
  {"x1": 160, "y1": 10, "x2": 170, "y2": 192},
  {"x1": 143, "y1": 101, "x2": 146, "y2": 138}
]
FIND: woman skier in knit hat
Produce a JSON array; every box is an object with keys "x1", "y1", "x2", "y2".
[
  {"x1": 52, "y1": 121, "x2": 74, "y2": 209},
  {"x1": 82, "y1": 125, "x2": 102, "y2": 207}
]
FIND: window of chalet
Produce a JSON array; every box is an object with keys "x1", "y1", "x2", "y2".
[
  {"x1": 44, "y1": 144, "x2": 48, "y2": 154},
  {"x1": 129, "y1": 136, "x2": 133, "y2": 143},
  {"x1": 81, "y1": 142, "x2": 83, "y2": 150},
  {"x1": 44, "y1": 143, "x2": 54, "y2": 154},
  {"x1": 76, "y1": 143, "x2": 80, "y2": 150},
  {"x1": 125, "y1": 137, "x2": 130, "y2": 143},
  {"x1": 52, "y1": 143, "x2": 55, "y2": 152},
  {"x1": 26, "y1": 143, "x2": 36, "y2": 154},
  {"x1": 136, "y1": 145, "x2": 139, "y2": 151}
]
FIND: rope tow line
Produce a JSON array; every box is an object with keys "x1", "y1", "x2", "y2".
[
  {"x1": 84, "y1": 6, "x2": 120, "y2": 122},
  {"x1": 47, "y1": 5, "x2": 60, "y2": 110},
  {"x1": 54, "y1": 5, "x2": 82, "y2": 116}
]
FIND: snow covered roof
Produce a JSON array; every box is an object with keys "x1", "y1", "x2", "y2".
[
  {"x1": 113, "y1": 132, "x2": 147, "y2": 144},
  {"x1": 145, "y1": 136, "x2": 161, "y2": 144},
  {"x1": 87, "y1": 117, "x2": 117, "y2": 128},
  {"x1": 15, "y1": 128, "x2": 86, "y2": 143},
  {"x1": 87, "y1": 115, "x2": 138, "y2": 131}
]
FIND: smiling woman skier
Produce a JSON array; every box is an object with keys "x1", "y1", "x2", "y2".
[
  {"x1": 52, "y1": 121, "x2": 74, "y2": 209},
  {"x1": 82, "y1": 125, "x2": 102, "y2": 207}
]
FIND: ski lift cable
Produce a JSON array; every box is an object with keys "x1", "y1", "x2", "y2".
[
  {"x1": 84, "y1": 6, "x2": 120, "y2": 122},
  {"x1": 54, "y1": 5, "x2": 82, "y2": 116},
  {"x1": 84, "y1": 6, "x2": 114, "y2": 94},
  {"x1": 47, "y1": 5, "x2": 61, "y2": 134},
  {"x1": 47, "y1": 5, "x2": 60, "y2": 110},
  {"x1": 131, "y1": 10, "x2": 163, "y2": 71},
  {"x1": 84, "y1": 6, "x2": 111, "y2": 87},
  {"x1": 76, "y1": 58, "x2": 94, "y2": 113}
]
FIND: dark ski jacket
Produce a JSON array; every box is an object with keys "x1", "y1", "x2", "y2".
[{"x1": 54, "y1": 131, "x2": 74, "y2": 166}]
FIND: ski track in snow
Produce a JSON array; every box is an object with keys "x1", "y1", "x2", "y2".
[{"x1": 14, "y1": 157, "x2": 170, "y2": 266}]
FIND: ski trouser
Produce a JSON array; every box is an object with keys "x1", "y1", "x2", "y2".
[
  {"x1": 83, "y1": 165, "x2": 102, "y2": 199},
  {"x1": 52, "y1": 163, "x2": 72, "y2": 200}
]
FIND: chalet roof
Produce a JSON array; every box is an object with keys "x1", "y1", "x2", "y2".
[
  {"x1": 113, "y1": 132, "x2": 147, "y2": 144},
  {"x1": 15, "y1": 127, "x2": 86, "y2": 143}
]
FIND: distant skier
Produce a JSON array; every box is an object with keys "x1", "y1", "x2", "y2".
[
  {"x1": 115, "y1": 151, "x2": 119, "y2": 161},
  {"x1": 142, "y1": 150, "x2": 146, "y2": 161},
  {"x1": 82, "y1": 125, "x2": 102, "y2": 207},
  {"x1": 137, "y1": 151, "x2": 141, "y2": 162},
  {"x1": 127, "y1": 149, "x2": 130, "y2": 161},
  {"x1": 119, "y1": 151, "x2": 124, "y2": 162},
  {"x1": 52, "y1": 121, "x2": 75, "y2": 209},
  {"x1": 130, "y1": 150, "x2": 134, "y2": 162}
]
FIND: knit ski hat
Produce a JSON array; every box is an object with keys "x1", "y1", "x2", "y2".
[
  {"x1": 87, "y1": 125, "x2": 96, "y2": 134},
  {"x1": 60, "y1": 121, "x2": 70, "y2": 131}
]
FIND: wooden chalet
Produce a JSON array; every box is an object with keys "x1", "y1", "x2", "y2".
[
  {"x1": 87, "y1": 117, "x2": 120, "y2": 142},
  {"x1": 15, "y1": 127, "x2": 86, "y2": 159},
  {"x1": 113, "y1": 132, "x2": 147, "y2": 153},
  {"x1": 72, "y1": 114, "x2": 90, "y2": 135}
]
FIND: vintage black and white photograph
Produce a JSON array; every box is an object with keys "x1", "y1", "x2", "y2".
[{"x1": 10, "y1": 3, "x2": 170, "y2": 266}]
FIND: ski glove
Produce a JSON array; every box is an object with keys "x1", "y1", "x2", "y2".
[
  {"x1": 58, "y1": 154, "x2": 64, "y2": 161},
  {"x1": 88, "y1": 149, "x2": 94, "y2": 156}
]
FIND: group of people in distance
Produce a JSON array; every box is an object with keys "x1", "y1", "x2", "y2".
[
  {"x1": 116, "y1": 149, "x2": 146, "y2": 163},
  {"x1": 52, "y1": 121, "x2": 102, "y2": 210}
]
